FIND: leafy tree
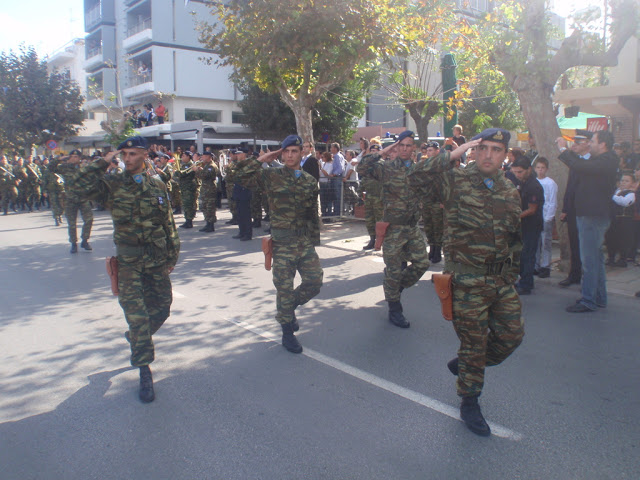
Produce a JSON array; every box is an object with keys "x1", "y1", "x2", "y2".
[
  {"x1": 198, "y1": 0, "x2": 420, "y2": 143},
  {"x1": 238, "y1": 73, "x2": 375, "y2": 147},
  {"x1": 0, "y1": 46, "x2": 84, "y2": 154}
]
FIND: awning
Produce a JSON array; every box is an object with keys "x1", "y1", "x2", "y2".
[{"x1": 516, "y1": 112, "x2": 606, "y2": 142}]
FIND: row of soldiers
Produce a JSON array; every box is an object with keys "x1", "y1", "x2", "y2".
[{"x1": 0, "y1": 154, "x2": 65, "y2": 222}]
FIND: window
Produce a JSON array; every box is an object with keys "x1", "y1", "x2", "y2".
[
  {"x1": 185, "y1": 108, "x2": 221, "y2": 122},
  {"x1": 84, "y1": 111, "x2": 96, "y2": 120},
  {"x1": 232, "y1": 111, "x2": 246, "y2": 124}
]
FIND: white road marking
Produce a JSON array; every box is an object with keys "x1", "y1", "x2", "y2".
[
  {"x1": 173, "y1": 290, "x2": 186, "y2": 298},
  {"x1": 225, "y1": 316, "x2": 524, "y2": 441}
]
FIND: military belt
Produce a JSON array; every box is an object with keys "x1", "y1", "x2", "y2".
[
  {"x1": 271, "y1": 227, "x2": 309, "y2": 237},
  {"x1": 116, "y1": 244, "x2": 146, "y2": 256},
  {"x1": 446, "y1": 259, "x2": 512, "y2": 276}
]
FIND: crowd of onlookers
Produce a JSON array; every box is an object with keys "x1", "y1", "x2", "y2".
[{"x1": 123, "y1": 101, "x2": 167, "y2": 128}]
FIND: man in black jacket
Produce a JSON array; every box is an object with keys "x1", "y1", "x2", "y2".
[
  {"x1": 301, "y1": 141, "x2": 320, "y2": 181},
  {"x1": 556, "y1": 131, "x2": 618, "y2": 313}
]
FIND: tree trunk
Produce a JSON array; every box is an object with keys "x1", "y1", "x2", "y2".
[{"x1": 290, "y1": 100, "x2": 314, "y2": 145}]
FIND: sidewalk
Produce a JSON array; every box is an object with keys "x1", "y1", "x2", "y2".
[{"x1": 318, "y1": 218, "x2": 640, "y2": 298}]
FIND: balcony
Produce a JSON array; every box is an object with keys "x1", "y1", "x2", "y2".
[
  {"x1": 84, "y1": 46, "x2": 104, "y2": 70},
  {"x1": 123, "y1": 71, "x2": 155, "y2": 99},
  {"x1": 85, "y1": 3, "x2": 102, "y2": 31},
  {"x1": 123, "y1": 18, "x2": 152, "y2": 51}
]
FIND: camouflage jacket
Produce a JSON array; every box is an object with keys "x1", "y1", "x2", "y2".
[
  {"x1": 72, "y1": 158, "x2": 180, "y2": 269},
  {"x1": 0, "y1": 164, "x2": 16, "y2": 188},
  {"x1": 50, "y1": 158, "x2": 86, "y2": 200},
  {"x1": 196, "y1": 162, "x2": 219, "y2": 194},
  {"x1": 357, "y1": 153, "x2": 420, "y2": 225},
  {"x1": 234, "y1": 157, "x2": 320, "y2": 245},
  {"x1": 408, "y1": 153, "x2": 522, "y2": 286},
  {"x1": 175, "y1": 161, "x2": 201, "y2": 190},
  {"x1": 224, "y1": 161, "x2": 237, "y2": 185}
]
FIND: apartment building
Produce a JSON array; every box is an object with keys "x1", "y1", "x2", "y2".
[{"x1": 82, "y1": 0, "x2": 247, "y2": 146}]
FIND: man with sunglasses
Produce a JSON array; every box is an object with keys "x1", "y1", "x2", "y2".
[{"x1": 357, "y1": 131, "x2": 430, "y2": 329}]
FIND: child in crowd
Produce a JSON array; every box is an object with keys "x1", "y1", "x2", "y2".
[
  {"x1": 605, "y1": 172, "x2": 636, "y2": 267},
  {"x1": 534, "y1": 157, "x2": 558, "y2": 278}
]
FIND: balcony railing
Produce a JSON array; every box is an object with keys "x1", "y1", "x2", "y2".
[
  {"x1": 86, "y1": 45, "x2": 103, "y2": 59},
  {"x1": 85, "y1": 3, "x2": 102, "y2": 28},
  {"x1": 127, "y1": 17, "x2": 151, "y2": 38},
  {"x1": 129, "y1": 70, "x2": 152, "y2": 87}
]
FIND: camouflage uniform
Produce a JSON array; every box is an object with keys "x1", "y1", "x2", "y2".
[
  {"x1": 357, "y1": 154, "x2": 430, "y2": 302},
  {"x1": 72, "y1": 158, "x2": 180, "y2": 367},
  {"x1": 420, "y1": 175, "x2": 444, "y2": 248},
  {"x1": 360, "y1": 176, "x2": 383, "y2": 237},
  {"x1": 251, "y1": 185, "x2": 263, "y2": 223},
  {"x1": 50, "y1": 158, "x2": 94, "y2": 244},
  {"x1": 408, "y1": 153, "x2": 524, "y2": 397},
  {"x1": 13, "y1": 165, "x2": 28, "y2": 210},
  {"x1": 175, "y1": 161, "x2": 201, "y2": 221},
  {"x1": 196, "y1": 161, "x2": 220, "y2": 224},
  {"x1": 1, "y1": 164, "x2": 18, "y2": 214},
  {"x1": 234, "y1": 157, "x2": 322, "y2": 326},
  {"x1": 23, "y1": 162, "x2": 42, "y2": 211},
  {"x1": 44, "y1": 165, "x2": 65, "y2": 222}
]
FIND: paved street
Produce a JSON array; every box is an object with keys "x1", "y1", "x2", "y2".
[{"x1": 1, "y1": 208, "x2": 639, "y2": 479}]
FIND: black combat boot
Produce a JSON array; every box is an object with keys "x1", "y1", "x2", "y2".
[
  {"x1": 460, "y1": 395, "x2": 491, "y2": 437},
  {"x1": 139, "y1": 365, "x2": 155, "y2": 403},
  {"x1": 281, "y1": 322, "x2": 303, "y2": 353},
  {"x1": 388, "y1": 301, "x2": 410, "y2": 328},
  {"x1": 70, "y1": 243, "x2": 78, "y2": 254},
  {"x1": 80, "y1": 240, "x2": 92, "y2": 251},
  {"x1": 225, "y1": 217, "x2": 238, "y2": 225},
  {"x1": 432, "y1": 246, "x2": 442, "y2": 264},
  {"x1": 180, "y1": 219, "x2": 193, "y2": 229},
  {"x1": 363, "y1": 236, "x2": 375, "y2": 250},
  {"x1": 447, "y1": 357, "x2": 459, "y2": 376},
  {"x1": 291, "y1": 311, "x2": 299, "y2": 332},
  {"x1": 199, "y1": 222, "x2": 215, "y2": 232}
]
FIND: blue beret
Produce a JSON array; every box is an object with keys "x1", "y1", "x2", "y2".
[
  {"x1": 233, "y1": 147, "x2": 248, "y2": 154},
  {"x1": 117, "y1": 135, "x2": 148, "y2": 150},
  {"x1": 69, "y1": 149, "x2": 82, "y2": 156},
  {"x1": 281, "y1": 135, "x2": 303, "y2": 150},
  {"x1": 472, "y1": 128, "x2": 510, "y2": 147},
  {"x1": 396, "y1": 130, "x2": 415, "y2": 143}
]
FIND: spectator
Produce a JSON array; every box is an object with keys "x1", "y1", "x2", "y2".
[
  {"x1": 342, "y1": 150, "x2": 359, "y2": 214},
  {"x1": 510, "y1": 156, "x2": 544, "y2": 295},
  {"x1": 155, "y1": 101, "x2": 166, "y2": 124},
  {"x1": 557, "y1": 130, "x2": 619, "y2": 313},
  {"x1": 534, "y1": 157, "x2": 558, "y2": 278},
  {"x1": 605, "y1": 172, "x2": 636, "y2": 267},
  {"x1": 319, "y1": 151, "x2": 335, "y2": 219},
  {"x1": 301, "y1": 141, "x2": 319, "y2": 181}
]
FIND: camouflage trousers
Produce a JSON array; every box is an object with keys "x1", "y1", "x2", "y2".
[
  {"x1": 364, "y1": 193, "x2": 383, "y2": 237},
  {"x1": 452, "y1": 281, "x2": 524, "y2": 397},
  {"x1": 170, "y1": 181, "x2": 182, "y2": 209},
  {"x1": 65, "y1": 198, "x2": 93, "y2": 243},
  {"x1": 1, "y1": 186, "x2": 17, "y2": 212},
  {"x1": 118, "y1": 259, "x2": 172, "y2": 367},
  {"x1": 181, "y1": 187, "x2": 199, "y2": 221},
  {"x1": 421, "y1": 201, "x2": 444, "y2": 246},
  {"x1": 272, "y1": 237, "x2": 323, "y2": 325},
  {"x1": 251, "y1": 188, "x2": 263, "y2": 221},
  {"x1": 382, "y1": 224, "x2": 430, "y2": 302},
  {"x1": 26, "y1": 185, "x2": 41, "y2": 209},
  {"x1": 200, "y1": 187, "x2": 217, "y2": 223},
  {"x1": 49, "y1": 189, "x2": 64, "y2": 218}
]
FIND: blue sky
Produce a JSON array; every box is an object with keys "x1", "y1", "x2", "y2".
[{"x1": 0, "y1": 0, "x2": 597, "y2": 59}]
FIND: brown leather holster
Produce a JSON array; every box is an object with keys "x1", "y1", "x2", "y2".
[
  {"x1": 374, "y1": 221, "x2": 391, "y2": 250},
  {"x1": 106, "y1": 256, "x2": 119, "y2": 296},
  {"x1": 432, "y1": 273, "x2": 453, "y2": 321},
  {"x1": 262, "y1": 237, "x2": 273, "y2": 271}
]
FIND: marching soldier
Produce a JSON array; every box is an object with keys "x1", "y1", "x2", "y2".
[
  {"x1": 408, "y1": 128, "x2": 524, "y2": 437},
  {"x1": 357, "y1": 131, "x2": 430, "y2": 328},
  {"x1": 360, "y1": 141, "x2": 384, "y2": 250},
  {"x1": 175, "y1": 151, "x2": 200, "y2": 229},
  {"x1": 0, "y1": 155, "x2": 18, "y2": 215},
  {"x1": 224, "y1": 150, "x2": 239, "y2": 225},
  {"x1": 44, "y1": 158, "x2": 65, "y2": 225},
  {"x1": 419, "y1": 141, "x2": 444, "y2": 263},
  {"x1": 71, "y1": 136, "x2": 180, "y2": 403},
  {"x1": 50, "y1": 150, "x2": 94, "y2": 253},
  {"x1": 194, "y1": 151, "x2": 220, "y2": 232},
  {"x1": 234, "y1": 135, "x2": 322, "y2": 353}
]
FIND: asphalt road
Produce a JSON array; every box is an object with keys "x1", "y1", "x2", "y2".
[{"x1": 1, "y1": 208, "x2": 638, "y2": 479}]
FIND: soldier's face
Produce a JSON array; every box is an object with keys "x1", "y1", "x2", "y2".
[
  {"x1": 476, "y1": 140, "x2": 506, "y2": 175},
  {"x1": 282, "y1": 146, "x2": 302, "y2": 168},
  {"x1": 397, "y1": 138, "x2": 415, "y2": 160},
  {"x1": 426, "y1": 147, "x2": 439, "y2": 157},
  {"x1": 68, "y1": 155, "x2": 80, "y2": 165},
  {"x1": 120, "y1": 148, "x2": 146, "y2": 174}
]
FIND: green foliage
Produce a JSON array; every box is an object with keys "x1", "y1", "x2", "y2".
[
  {"x1": 103, "y1": 118, "x2": 137, "y2": 148},
  {"x1": 0, "y1": 46, "x2": 84, "y2": 154}
]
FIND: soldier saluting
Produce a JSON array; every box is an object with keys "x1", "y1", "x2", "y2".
[
  {"x1": 408, "y1": 128, "x2": 524, "y2": 437},
  {"x1": 72, "y1": 136, "x2": 180, "y2": 403}
]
